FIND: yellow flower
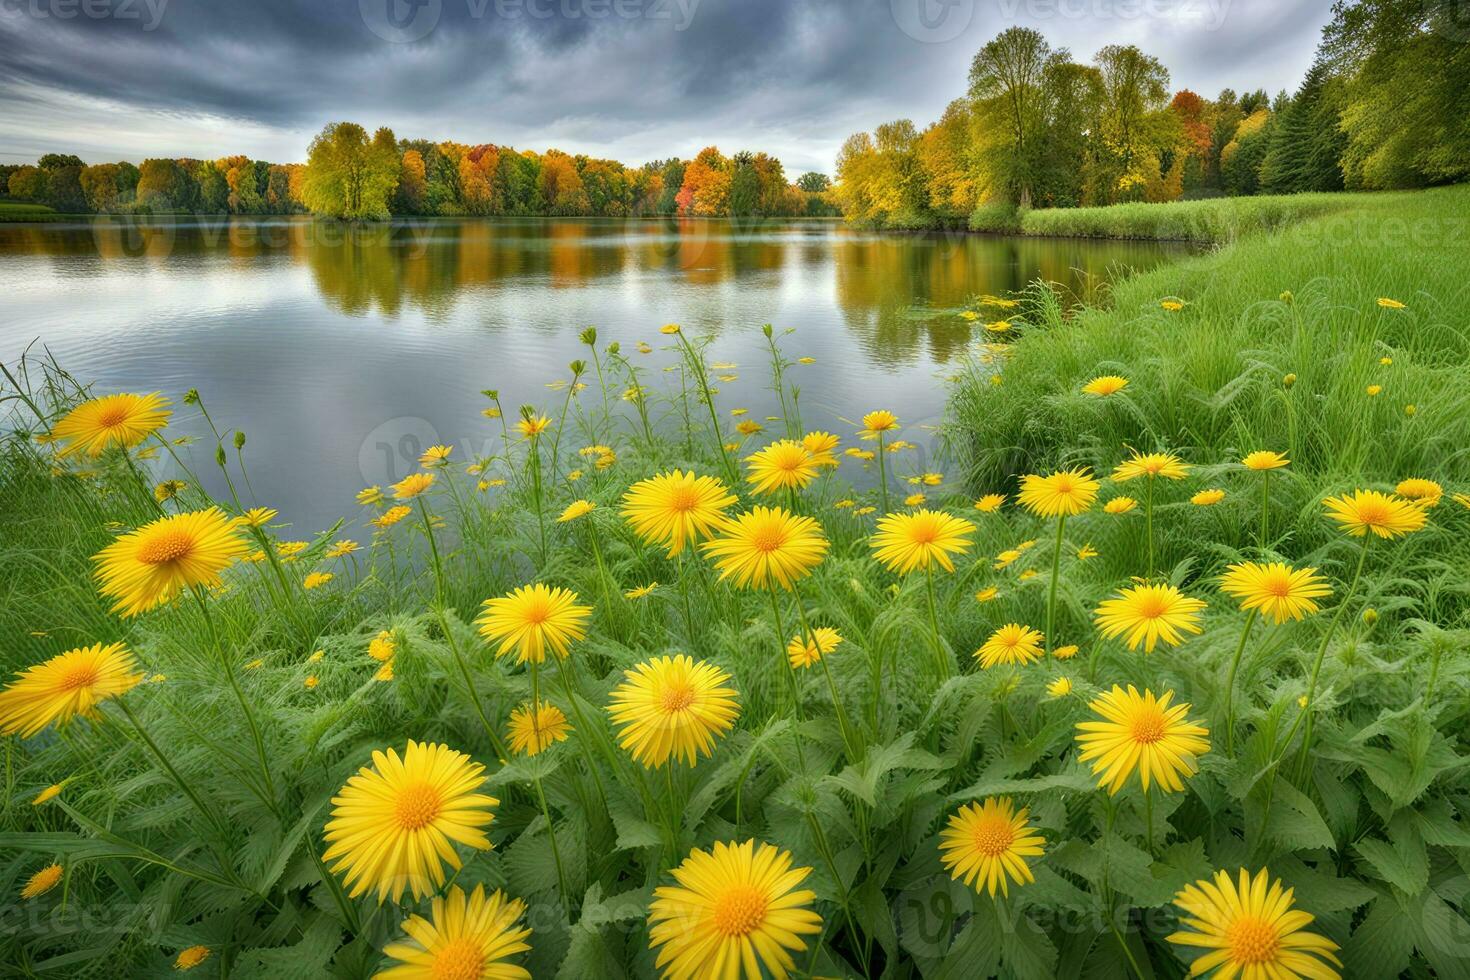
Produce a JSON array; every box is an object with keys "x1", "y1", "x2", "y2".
[
  {"x1": 482, "y1": 406, "x2": 503, "y2": 418},
  {"x1": 21, "y1": 863, "x2": 63, "y2": 900},
  {"x1": 801, "y1": 431, "x2": 841, "y2": 467},
  {"x1": 1168, "y1": 868, "x2": 1341, "y2": 979},
  {"x1": 241, "y1": 506, "x2": 276, "y2": 527},
  {"x1": 556, "y1": 499, "x2": 596, "y2": 523},
  {"x1": 276, "y1": 540, "x2": 307, "y2": 562},
  {"x1": 1047, "y1": 676, "x2": 1073, "y2": 697},
  {"x1": 660, "y1": 323, "x2": 681, "y2": 334},
  {"x1": 357, "y1": 486, "x2": 384, "y2": 505},
  {"x1": 960, "y1": 309, "x2": 979, "y2": 320},
  {"x1": 1018, "y1": 569, "x2": 1038, "y2": 581},
  {"x1": 648, "y1": 840, "x2": 821, "y2": 978},
  {"x1": 303, "y1": 572, "x2": 333, "y2": 590},
  {"x1": 938, "y1": 798, "x2": 1045, "y2": 897},
  {"x1": 517, "y1": 414, "x2": 552, "y2": 439},
  {"x1": 50, "y1": 392, "x2": 171, "y2": 457},
  {"x1": 1366, "y1": 384, "x2": 1382, "y2": 396},
  {"x1": 621, "y1": 470, "x2": 736, "y2": 557},
  {"x1": 973, "y1": 493, "x2": 1006, "y2": 512},
  {"x1": 244, "y1": 658, "x2": 264, "y2": 670},
  {"x1": 855, "y1": 506, "x2": 876, "y2": 516},
  {"x1": 1082, "y1": 375, "x2": 1129, "y2": 396},
  {"x1": 1376, "y1": 297, "x2": 1405, "y2": 309},
  {"x1": 418, "y1": 444, "x2": 453, "y2": 467},
  {"x1": 1405, "y1": 404, "x2": 1416, "y2": 416},
  {"x1": 1076, "y1": 543, "x2": 1098, "y2": 560},
  {"x1": 153, "y1": 479, "x2": 187, "y2": 502},
  {"x1": 304, "y1": 675, "x2": 319, "y2": 689},
  {"x1": 92, "y1": 508, "x2": 248, "y2": 617},
  {"x1": 1242, "y1": 450, "x2": 1289, "y2": 471},
  {"x1": 985, "y1": 320, "x2": 1011, "y2": 332},
  {"x1": 993, "y1": 549, "x2": 1021, "y2": 570},
  {"x1": 1322, "y1": 489, "x2": 1427, "y2": 538},
  {"x1": 1191, "y1": 488, "x2": 1225, "y2": 506},
  {"x1": 1219, "y1": 562, "x2": 1331, "y2": 624},
  {"x1": 607, "y1": 655, "x2": 739, "y2": 768},
  {"x1": 475, "y1": 584, "x2": 591, "y2": 664},
  {"x1": 744, "y1": 439, "x2": 820, "y2": 495},
  {"x1": 904, "y1": 492, "x2": 926, "y2": 506},
  {"x1": 506, "y1": 701, "x2": 571, "y2": 757},
  {"x1": 1380, "y1": 356, "x2": 1393, "y2": 366},
  {"x1": 1095, "y1": 583, "x2": 1207, "y2": 652},
  {"x1": 368, "y1": 630, "x2": 396, "y2": 662},
  {"x1": 173, "y1": 945, "x2": 211, "y2": 971},
  {"x1": 701, "y1": 506, "x2": 829, "y2": 591},
  {"x1": 1112, "y1": 452, "x2": 1189, "y2": 482},
  {"x1": 975, "y1": 586, "x2": 999, "y2": 603},
  {"x1": 376, "y1": 884, "x2": 531, "y2": 979},
  {"x1": 1396, "y1": 478, "x2": 1443, "y2": 506},
  {"x1": 798, "y1": 356, "x2": 816, "y2": 364},
  {"x1": 391, "y1": 472, "x2": 435, "y2": 499},
  {"x1": 31, "y1": 783, "x2": 64, "y2": 805},
  {"x1": 858, "y1": 410, "x2": 899, "y2": 439},
  {"x1": 975, "y1": 623, "x2": 1045, "y2": 669},
  {"x1": 624, "y1": 582, "x2": 657, "y2": 600},
  {"x1": 0, "y1": 642, "x2": 144, "y2": 738},
  {"x1": 370, "y1": 505, "x2": 413, "y2": 528},
  {"x1": 870, "y1": 509, "x2": 975, "y2": 575},
  {"x1": 1076, "y1": 685, "x2": 1210, "y2": 794},
  {"x1": 326, "y1": 539, "x2": 359, "y2": 558},
  {"x1": 375, "y1": 658, "x2": 396, "y2": 682},
  {"x1": 886, "y1": 439, "x2": 915, "y2": 452},
  {"x1": 323, "y1": 741, "x2": 497, "y2": 903},
  {"x1": 1017, "y1": 468, "x2": 1100, "y2": 518},
  {"x1": 787, "y1": 627, "x2": 843, "y2": 668},
  {"x1": 1053, "y1": 644, "x2": 1078, "y2": 660},
  {"x1": 735, "y1": 420, "x2": 765, "y2": 436},
  {"x1": 1103, "y1": 496, "x2": 1137, "y2": 515},
  {"x1": 1161, "y1": 299, "x2": 1184, "y2": 311},
  {"x1": 1454, "y1": 493, "x2": 1470, "y2": 510}
]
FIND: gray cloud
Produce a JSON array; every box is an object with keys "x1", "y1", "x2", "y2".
[{"x1": 0, "y1": 0, "x2": 1328, "y2": 174}]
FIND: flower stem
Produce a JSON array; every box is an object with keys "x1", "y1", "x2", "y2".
[
  {"x1": 924, "y1": 566, "x2": 948, "y2": 679},
  {"x1": 1223, "y1": 609, "x2": 1259, "y2": 753},
  {"x1": 1045, "y1": 514, "x2": 1067, "y2": 654}
]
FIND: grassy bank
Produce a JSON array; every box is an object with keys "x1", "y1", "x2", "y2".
[{"x1": 3, "y1": 191, "x2": 1470, "y2": 978}]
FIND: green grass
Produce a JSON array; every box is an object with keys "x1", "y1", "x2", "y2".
[{"x1": 4, "y1": 190, "x2": 1470, "y2": 977}]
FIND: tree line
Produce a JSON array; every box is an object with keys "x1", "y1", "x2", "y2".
[
  {"x1": 836, "y1": 0, "x2": 1468, "y2": 228},
  {"x1": 1, "y1": 132, "x2": 838, "y2": 221}
]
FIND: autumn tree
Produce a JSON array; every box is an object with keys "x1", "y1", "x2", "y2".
[
  {"x1": 967, "y1": 27, "x2": 1054, "y2": 207},
  {"x1": 302, "y1": 122, "x2": 401, "y2": 220}
]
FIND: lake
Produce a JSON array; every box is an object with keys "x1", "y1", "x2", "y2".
[{"x1": 0, "y1": 216, "x2": 1189, "y2": 533}]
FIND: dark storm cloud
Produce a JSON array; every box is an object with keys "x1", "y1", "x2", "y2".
[{"x1": 0, "y1": 0, "x2": 1328, "y2": 172}]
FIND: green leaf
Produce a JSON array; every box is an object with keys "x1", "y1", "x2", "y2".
[
  {"x1": 1261, "y1": 780, "x2": 1335, "y2": 850},
  {"x1": 1354, "y1": 834, "x2": 1428, "y2": 896},
  {"x1": 948, "y1": 767, "x2": 1096, "y2": 803},
  {"x1": 822, "y1": 732, "x2": 941, "y2": 808},
  {"x1": 1343, "y1": 896, "x2": 1414, "y2": 980}
]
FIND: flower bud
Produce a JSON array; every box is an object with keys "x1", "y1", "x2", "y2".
[
  {"x1": 579, "y1": 326, "x2": 597, "y2": 346},
  {"x1": 1362, "y1": 607, "x2": 1378, "y2": 626},
  {"x1": 233, "y1": 431, "x2": 246, "y2": 450},
  {"x1": 1283, "y1": 373, "x2": 1297, "y2": 389}
]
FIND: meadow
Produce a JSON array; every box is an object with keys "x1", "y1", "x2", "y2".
[{"x1": 3, "y1": 186, "x2": 1470, "y2": 979}]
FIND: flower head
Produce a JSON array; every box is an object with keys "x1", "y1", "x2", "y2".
[
  {"x1": 938, "y1": 798, "x2": 1045, "y2": 897},
  {"x1": 357, "y1": 486, "x2": 385, "y2": 505},
  {"x1": 1242, "y1": 451, "x2": 1289, "y2": 471},
  {"x1": 1113, "y1": 452, "x2": 1190, "y2": 482},
  {"x1": 378, "y1": 885, "x2": 532, "y2": 979},
  {"x1": 1053, "y1": 644, "x2": 1078, "y2": 660},
  {"x1": 557, "y1": 499, "x2": 596, "y2": 523},
  {"x1": 1191, "y1": 489, "x2": 1225, "y2": 506},
  {"x1": 1219, "y1": 562, "x2": 1331, "y2": 624},
  {"x1": 322, "y1": 740, "x2": 497, "y2": 903},
  {"x1": 517, "y1": 415, "x2": 552, "y2": 439},
  {"x1": 391, "y1": 472, "x2": 435, "y2": 499},
  {"x1": 701, "y1": 506, "x2": 828, "y2": 591},
  {"x1": 93, "y1": 508, "x2": 249, "y2": 617},
  {"x1": 1076, "y1": 685, "x2": 1210, "y2": 794},
  {"x1": 174, "y1": 945, "x2": 211, "y2": 971},
  {"x1": 506, "y1": 701, "x2": 571, "y2": 757},
  {"x1": 621, "y1": 470, "x2": 736, "y2": 557},
  {"x1": 418, "y1": 444, "x2": 453, "y2": 467},
  {"x1": 50, "y1": 392, "x2": 171, "y2": 457},
  {"x1": 624, "y1": 582, "x2": 657, "y2": 600},
  {"x1": 607, "y1": 655, "x2": 739, "y2": 768},
  {"x1": 0, "y1": 643, "x2": 144, "y2": 738},
  {"x1": 154, "y1": 479, "x2": 187, "y2": 502},
  {"x1": 1168, "y1": 868, "x2": 1341, "y2": 979},
  {"x1": 303, "y1": 571, "x2": 334, "y2": 590},
  {"x1": 858, "y1": 410, "x2": 899, "y2": 439},
  {"x1": 973, "y1": 493, "x2": 1006, "y2": 513},
  {"x1": 1322, "y1": 489, "x2": 1427, "y2": 538},
  {"x1": 1103, "y1": 496, "x2": 1138, "y2": 515},
  {"x1": 475, "y1": 584, "x2": 591, "y2": 664},
  {"x1": 1395, "y1": 478, "x2": 1443, "y2": 506},
  {"x1": 32, "y1": 783, "x2": 65, "y2": 805},
  {"x1": 869, "y1": 509, "x2": 975, "y2": 574},
  {"x1": 1017, "y1": 468, "x2": 1100, "y2": 518},
  {"x1": 21, "y1": 863, "x2": 63, "y2": 900},
  {"x1": 744, "y1": 439, "x2": 820, "y2": 495},
  {"x1": 1047, "y1": 676, "x2": 1073, "y2": 698},
  {"x1": 370, "y1": 505, "x2": 412, "y2": 528},
  {"x1": 1082, "y1": 375, "x2": 1129, "y2": 397},
  {"x1": 326, "y1": 539, "x2": 359, "y2": 558},
  {"x1": 787, "y1": 627, "x2": 843, "y2": 668},
  {"x1": 648, "y1": 840, "x2": 821, "y2": 979},
  {"x1": 801, "y1": 431, "x2": 841, "y2": 467},
  {"x1": 1377, "y1": 297, "x2": 1405, "y2": 309},
  {"x1": 975, "y1": 623, "x2": 1045, "y2": 669},
  {"x1": 1095, "y1": 583, "x2": 1206, "y2": 652},
  {"x1": 369, "y1": 630, "x2": 397, "y2": 662}
]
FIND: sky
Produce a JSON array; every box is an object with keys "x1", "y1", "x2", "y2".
[{"x1": 0, "y1": 0, "x2": 1331, "y2": 176}]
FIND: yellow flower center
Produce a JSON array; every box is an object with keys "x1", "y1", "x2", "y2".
[
  {"x1": 520, "y1": 601, "x2": 550, "y2": 626},
  {"x1": 1225, "y1": 916, "x2": 1280, "y2": 965},
  {"x1": 712, "y1": 884, "x2": 768, "y2": 937},
  {"x1": 971, "y1": 819, "x2": 1015, "y2": 857},
  {"x1": 749, "y1": 524, "x2": 788, "y2": 553},
  {"x1": 908, "y1": 521, "x2": 939, "y2": 545},
  {"x1": 1054, "y1": 476, "x2": 1076, "y2": 494},
  {"x1": 660, "y1": 682, "x2": 696, "y2": 714},
  {"x1": 1130, "y1": 710, "x2": 1167, "y2": 744},
  {"x1": 1135, "y1": 594, "x2": 1169, "y2": 620},
  {"x1": 96, "y1": 405, "x2": 130, "y2": 428},
  {"x1": 667, "y1": 485, "x2": 701, "y2": 512},
  {"x1": 1263, "y1": 575, "x2": 1293, "y2": 597},
  {"x1": 431, "y1": 938, "x2": 486, "y2": 980},
  {"x1": 136, "y1": 528, "x2": 196, "y2": 565},
  {"x1": 59, "y1": 663, "x2": 100, "y2": 692},
  {"x1": 393, "y1": 782, "x2": 443, "y2": 830},
  {"x1": 1357, "y1": 502, "x2": 1389, "y2": 526}
]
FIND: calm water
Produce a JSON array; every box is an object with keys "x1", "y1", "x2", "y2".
[{"x1": 0, "y1": 216, "x2": 1188, "y2": 532}]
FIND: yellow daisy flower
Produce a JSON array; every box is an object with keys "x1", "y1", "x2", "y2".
[
  {"x1": 475, "y1": 584, "x2": 591, "y2": 664},
  {"x1": 938, "y1": 798, "x2": 1045, "y2": 897},
  {"x1": 607, "y1": 655, "x2": 739, "y2": 768},
  {"x1": 869, "y1": 509, "x2": 975, "y2": 574},
  {"x1": 975, "y1": 623, "x2": 1045, "y2": 669},
  {"x1": 1076, "y1": 685, "x2": 1209, "y2": 794},
  {"x1": 701, "y1": 506, "x2": 828, "y2": 591},
  {"x1": 377, "y1": 884, "x2": 532, "y2": 979},
  {"x1": 92, "y1": 508, "x2": 249, "y2": 617},
  {"x1": 1167, "y1": 868, "x2": 1341, "y2": 979},
  {"x1": 1219, "y1": 562, "x2": 1331, "y2": 624},
  {"x1": 50, "y1": 392, "x2": 170, "y2": 457},
  {"x1": 1095, "y1": 583, "x2": 1206, "y2": 652},
  {"x1": 0, "y1": 642, "x2": 144, "y2": 738},
  {"x1": 1322, "y1": 489, "x2": 1427, "y2": 538}
]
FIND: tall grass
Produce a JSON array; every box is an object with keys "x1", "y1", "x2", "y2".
[{"x1": 2, "y1": 187, "x2": 1470, "y2": 977}]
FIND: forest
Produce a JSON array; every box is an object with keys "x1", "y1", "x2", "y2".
[
  {"x1": 0, "y1": 140, "x2": 836, "y2": 221},
  {"x1": 836, "y1": 0, "x2": 1469, "y2": 228}
]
